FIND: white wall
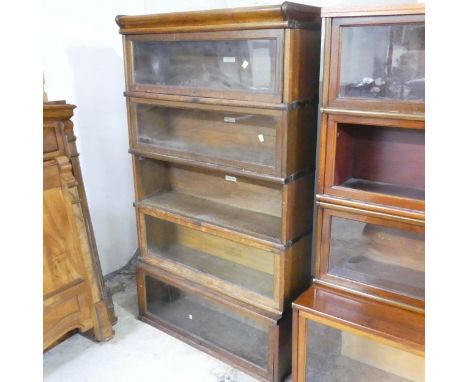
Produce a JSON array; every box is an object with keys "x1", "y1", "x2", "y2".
[
  {"x1": 44, "y1": 0, "x2": 145, "y2": 274},
  {"x1": 44, "y1": 0, "x2": 418, "y2": 275}
]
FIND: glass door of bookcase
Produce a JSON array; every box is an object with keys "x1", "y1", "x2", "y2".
[
  {"x1": 328, "y1": 15, "x2": 425, "y2": 113},
  {"x1": 126, "y1": 30, "x2": 284, "y2": 102}
]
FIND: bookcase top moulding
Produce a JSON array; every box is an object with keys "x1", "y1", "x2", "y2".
[
  {"x1": 115, "y1": 2, "x2": 321, "y2": 34},
  {"x1": 321, "y1": 3, "x2": 425, "y2": 18}
]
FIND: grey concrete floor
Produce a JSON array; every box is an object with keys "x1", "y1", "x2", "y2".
[{"x1": 44, "y1": 272, "x2": 291, "y2": 382}]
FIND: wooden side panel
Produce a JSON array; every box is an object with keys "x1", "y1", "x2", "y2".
[
  {"x1": 283, "y1": 234, "x2": 312, "y2": 308},
  {"x1": 43, "y1": 161, "x2": 85, "y2": 297},
  {"x1": 292, "y1": 310, "x2": 308, "y2": 382},
  {"x1": 43, "y1": 121, "x2": 67, "y2": 161},
  {"x1": 43, "y1": 158, "x2": 95, "y2": 349},
  {"x1": 275, "y1": 310, "x2": 293, "y2": 382},
  {"x1": 43, "y1": 284, "x2": 94, "y2": 351},
  {"x1": 282, "y1": 174, "x2": 314, "y2": 243},
  {"x1": 283, "y1": 107, "x2": 317, "y2": 178},
  {"x1": 283, "y1": 28, "x2": 322, "y2": 103}
]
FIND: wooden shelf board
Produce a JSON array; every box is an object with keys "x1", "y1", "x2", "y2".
[
  {"x1": 147, "y1": 242, "x2": 274, "y2": 298},
  {"x1": 329, "y1": 259, "x2": 424, "y2": 300},
  {"x1": 141, "y1": 191, "x2": 282, "y2": 244},
  {"x1": 340, "y1": 178, "x2": 425, "y2": 201},
  {"x1": 293, "y1": 284, "x2": 424, "y2": 354}
]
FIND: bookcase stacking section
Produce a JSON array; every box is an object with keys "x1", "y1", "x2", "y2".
[
  {"x1": 138, "y1": 264, "x2": 293, "y2": 382},
  {"x1": 292, "y1": 285, "x2": 424, "y2": 382},
  {"x1": 128, "y1": 97, "x2": 316, "y2": 178},
  {"x1": 117, "y1": 3, "x2": 321, "y2": 381},
  {"x1": 316, "y1": 3, "x2": 425, "y2": 311},
  {"x1": 133, "y1": 157, "x2": 314, "y2": 245},
  {"x1": 292, "y1": 4, "x2": 425, "y2": 382}
]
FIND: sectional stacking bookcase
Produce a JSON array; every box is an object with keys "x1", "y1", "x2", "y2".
[
  {"x1": 116, "y1": 3, "x2": 321, "y2": 381},
  {"x1": 292, "y1": 4, "x2": 425, "y2": 381}
]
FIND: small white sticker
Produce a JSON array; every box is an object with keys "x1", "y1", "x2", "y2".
[
  {"x1": 242, "y1": 60, "x2": 249, "y2": 69},
  {"x1": 223, "y1": 56, "x2": 236, "y2": 63},
  {"x1": 188, "y1": 314, "x2": 193, "y2": 320},
  {"x1": 225, "y1": 175, "x2": 237, "y2": 182},
  {"x1": 224, "y1": 116, "x2": 236, "y2": 123},
  {"x1": 258, "y1": 134, "x2": 265, "y2": 143}
]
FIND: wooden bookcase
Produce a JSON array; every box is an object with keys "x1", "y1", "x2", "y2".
[
  {"x1": 292, "y1": 4, "x2": 425, "y2": 381},
  {"x1": 292, "y1": 285, "x2": 424, "y2": 382},
  {"x1": 117, "y1": 3, "x2": 321, "y2": 381}
]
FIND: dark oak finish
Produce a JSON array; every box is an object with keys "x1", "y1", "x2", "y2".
[
  {"x1": 43, "y1": 102, "x2": 115, "y2": 350},
  {"x1": 117, "y1": 4, "x2": 321, "y2": 105},
  {"x1": 321, "y1": 5, "x2": 425, "y2": 116},
  {"x1": 128, "y1": 97, "x2": 317, "y2": 178},
  {"x1": 137, "y1": 204, "x2": 311, "y2": 315},
  {"x1": 314, "y1": 203, "x2": 424, "y2": 312},
  {"x1": 293, "y1": 5, "x2": 426, "y2": 381},
  {"x1": 291, "y1": 284, "x2": 424, "y2": 382},
  {"x1": 117, "y1": 4, "x2": 321, "y2": 380},
  {"x1": 133, "y1": 156, "x2": 313, "y2": 245},
  {"x1": 137, "y1": 263, "x2": 292, "y2": 382},
  {"x1": 313, "y1": 4, "x2": 425, "y2": 311},
  {"x1": 116, "y1": 2, "x2": 321, "y2": 34},
  {"x1": 319, "y1": 113, "x2": 425, "y2": 212},
  {"x1": 321, "y1": 3, "x2": 425, "y2": 18}
]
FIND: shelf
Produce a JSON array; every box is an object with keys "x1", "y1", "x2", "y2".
[
  {"x1": 324, "y1": 117, "x2": 425, "y2": 210},
  {"x1": 293, "y1": 284, "x2": 425, "y2": 354},
  {"x1": 142, "y1": 212, "x2": 277, "y2": 302},
  {"x1": 340, "y1": 178, "x2": 425, "y2": 201},
  {"x1": 147, "y1": 242, "x2": 274, "y2": 298},
  {"x1": 140, "y1": 190, "x2": 282, "y2": 245},
  {"x1": 329, "y1": 256, "x2": 424, "y2": 300}
]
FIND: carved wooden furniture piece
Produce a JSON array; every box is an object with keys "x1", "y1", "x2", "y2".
[
  {"x1": 292, "y1": 4, "x2": 425, "y2": 381},
  {"x1": 117, "y1": 3, "x2": 321, "y2": 381},
  {"x1": 43, "y1": 101, "x2": 115, "y2": 350}
]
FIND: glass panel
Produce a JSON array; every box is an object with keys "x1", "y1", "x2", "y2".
[
  {"x1": 328, "y1": 216, "x2": 425, "y2": 299},
  {"x1": 136, "y1": 103, "x2": 277, "y2": 168},
  {"x1": 144, "y1": 215, "x2": 275, "y2": 298},
  {"x1": 133, "y1": 39, "x2": 277, "y2": 93},
  {"x1": 339, "y1": 24, "x2": 425, "y2": 101},
  {"x1": 305, "y1": 320, "x2": 424, "y2": 381},
  {"x1": 145, "y1": 275, "x2": 269, "y2": 368},
  {"x1": 333, "y1": 123, "x2": 425, "y2": 200}
]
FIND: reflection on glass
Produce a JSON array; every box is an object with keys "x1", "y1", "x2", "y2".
[
  {"x1": 328, "y1": 217, "x2": 425, "y2": 299},
  {"x1": 145, "y1": 215, "x2": 275, "y2": 298},
  {"x1": 339, "y1": 24, "x2": 425, "y2": 101},
  {"x1": 305, "y1": 320, "x2": 424, "y2": 381},
  {"x1": 136, "y1": 103, "x2": 277, "y2": 167},
  {"x1": 133, "y1": 39, "x2": 277, "y2": 93},
  {"x1": 145, "y1": 276, "x2": 269, "y2": 368}
]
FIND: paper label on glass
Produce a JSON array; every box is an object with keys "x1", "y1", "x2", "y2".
[
  {"x1": 223, "y1": 56, "x2": 236, "y2": 63},
  {"x1": 224, "y1": 116, "x2": 236, "y2": 123},
  {"x1": 225, "y1": 175, "x2": 237, "y2": 182}
]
